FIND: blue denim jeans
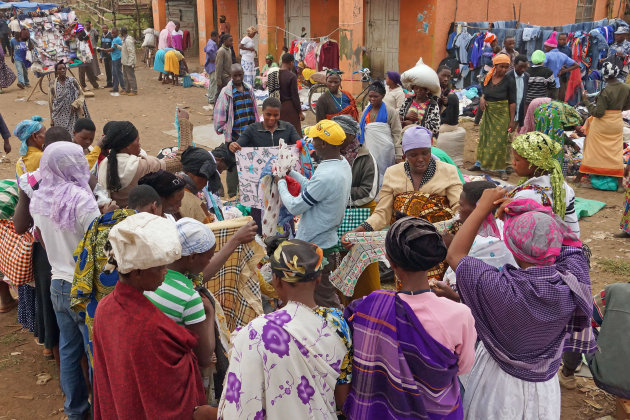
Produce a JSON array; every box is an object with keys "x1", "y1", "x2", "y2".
[
  {"x1": 15, "y1": 60, "x2": 29, "y2": 85},
  {"x1": 111, "y1": 59, "x2": 125, "y2": 92},
  {"x1": 50, "y1": 279, "x2": 90, "y2": 420}
]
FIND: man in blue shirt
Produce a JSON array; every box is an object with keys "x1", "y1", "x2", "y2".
[
  {"x1": 10, "y1": 28, "x2": 32, "y2": 88},
  {"x1": 544, "y1": 32, "x2": 579, "y2": 99},
  {"x1": 204, "y1": 30, "x2": 219, "y2": 104},
  {"x1": 102, "y1": 27, "x2": 125, "y2": 95},
  {"x1": 556, "y1": 33, "x2": 573, "y2": 100},
  {"x1": 276, "y1": 119, "x2": 351, "y2": 309}
]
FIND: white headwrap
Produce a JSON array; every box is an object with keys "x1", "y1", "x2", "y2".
[
  {"x1": 108, "y1": 213, "x2": 182, "y2": 274},
  {"x1": 176, "y1": 217, "x2": 216, "y2": 256}
]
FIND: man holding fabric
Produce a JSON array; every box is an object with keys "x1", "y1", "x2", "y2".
[
  {"x1": 276, "y1": 120, "x2": 351, "y2": 308},
  {"x1": 544, "y1": 31, "x2": 579, "y2": 99}
]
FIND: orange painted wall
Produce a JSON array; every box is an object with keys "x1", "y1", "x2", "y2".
[
  {"x1": 152, "y1": 0, "x2": 166, "y2": 33},
  {"x1": 216, "y1": 0, "x2": 239, "y2": 39},
  {"x1": 398, "y1": 0, "x2": 438, "y2": 73},
  {"x1": 310, "y1": 0, "x2": 340, "y2": 42},
  {"x1": 197, "y1": 0, "x2": 215, "y2": 66}
]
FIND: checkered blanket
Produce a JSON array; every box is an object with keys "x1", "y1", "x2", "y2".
[{"x1": 205, "y1": 216, "x2": 265, "y2": 331}]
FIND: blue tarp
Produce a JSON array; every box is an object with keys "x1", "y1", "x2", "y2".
[{"x1": 0, "y1": 1, "x2": 59, "y2": 10}]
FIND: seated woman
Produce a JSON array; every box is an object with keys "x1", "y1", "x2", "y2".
[
  {"x1": 97, "y1": 121, "x2": 165, "y2": 208},
  {"x1": 446, "y1": 189, "x2": 592, "y2": 419},
  {"x1": 359, "y1": 80, "x2": 403, "y2": 184},
  {"x1": 178, "y1": 146, "x2": 223, "y2": 223},
  {"x1": 439, "y1": 181, "x2": 517, "y2": 297},
  {"x1": 164, "y1": 49, "x2": 187, "y2": 85},
  {"x1": 399, "y1": 66, "x2": 441, "y2": 138},
  {"x1": 13, "y1": 115, "x2": 46, "y2": 177},
  {"x1": 218, "y1": 238, "x2": 353, "y2": 419},
  {"x1": 343, "y1": 126, "x2": 462, "y2": 282},
  {"x1": 333, "y1": 115, "x2": 380, "y2": 299},
  {"x1": 315, "y1": 69, "x2": 359, "y2": 122},
  {"x1": 92, "y1": 213, "x2": 217, "y2": 420},
  {"x1": 509, "y1": 132, "x2": 580, "y2": 237},
  {"x1": 344, "y1": 215, "x2": 476, "y2": 419},
  {"x1": 138, "y1": 170, "x2": 186, "y2": 220}
]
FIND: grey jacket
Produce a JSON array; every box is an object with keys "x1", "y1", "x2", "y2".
[{"x1": 350, "y1": 145, "x2": 379, "y2": 206}]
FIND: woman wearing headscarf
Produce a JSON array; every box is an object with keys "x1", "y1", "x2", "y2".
[
  {"x1": 333, "y1": 115, "x2": 380, "y2": 299},
  {"x1": 508, "y1": 131, "x2": 580, "y2": 236},
  {"x1": 218, "y1": 238, "x2": 353, "y2": 419},
  {"x1": 344, "y1": 215, "x2": 476, "y2": 419},
  {"x1": 92, "y1": 213, "x2": 217, "y2": 420},
  {"x1": 359, "y1": 80, "x2": 403, "y2": 185},
  {"x1": 575, "y1": 61, "x2": 630, "y2": 189},
  {"x1": 469, "y1": 53, "x2": 516, "y2": 180},
  {"x1": 239, "y1": 26, "x2": 258, "y2": 87},
  {"x1": 178, "y1": 146, "x2": 223, "y2": 223},
  {"x1": 14, "y1": 115, "x2": 46, "y2": 177},
  {"x1": 97, "y1": 121, "x2": 165, "y2": 208},
  {"x1": 48, "y1": 61, "x2": 90, "y2": 135},
  {"x1": 343, "y1": 126, "x2": 463, "y2": 281},
  {"x1": 158, "y1": 21, "x2": 175, "y2": 50},
  {"x1": 138, "y1": 170, "x2": 186, "y2": 220},
  {"x1": 315, "y1": 69, "x2": 359, "y2": 122},
  {"x1": 446, "y1": 189, "x2": 592, "y2": 420},
  {"x1": 383, "y1": 71, "x2": 405, "y2": 112},
  {"x1": 519, "y1": 96, "x2": 552, "y2": 134},
  {"x1": 30, "y1": 142, "x2": 101, "y2": 420},
  {"x1": 399, "y1": 59, "x2": 442, "y2": 139}
]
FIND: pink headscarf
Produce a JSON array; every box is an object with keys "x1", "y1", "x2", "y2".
[
  {"x1": 29, "y1": 142, "x2": 98, "y2": 232},
  {"x1": 503, "y1": 199, "x2": 581, "y2": 266},
  {"x1": 158, "y1": 21, "x2": 176, "y2": 49},
  {"x1": 544, "y1": 31, "x2": 558, "y2": 48}
]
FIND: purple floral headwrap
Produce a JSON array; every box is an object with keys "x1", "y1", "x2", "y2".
[
  {"x1": 30, "y1": 142, "x2": 98, "y2": 232},
  {"x1": 503, "y1": 199, "x2": 581, "y2": 266}
]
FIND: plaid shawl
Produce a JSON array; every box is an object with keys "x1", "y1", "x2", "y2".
[
  {"x1": 344, "y1": 290, "x2": 462, "y2": 420},
  {"x1": 205, "y1": 216, "x2": 265, "y2": 331},
  {"x1": 456, "y1": 246, "x2": 594, "y2": 382}
]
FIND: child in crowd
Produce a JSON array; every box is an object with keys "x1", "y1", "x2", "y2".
[{"x1": 73, "y1": 118, "x2": 102, "y2": 171}]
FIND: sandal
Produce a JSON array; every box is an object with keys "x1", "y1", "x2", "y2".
[{"x1": 467, "y1": 165, "x2": 482, "y2": 172}]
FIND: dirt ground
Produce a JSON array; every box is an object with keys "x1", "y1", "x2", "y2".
[{"x1": 1, "y1": 65, "x2": 629, "y2": 419}]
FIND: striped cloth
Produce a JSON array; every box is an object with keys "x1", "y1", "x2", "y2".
[
  {"x1": 144, "y1": 269, "x2": 206, "y2": 325},
  {"x1": 456, "y1": 246, "x2": 594, "y2": 382},
  {"x1": 344, "y1": 290, "x2": 462, "y2": 419},
  {"x1": 0, "y1": 179, "x2": 18, "y2": 219},
  {"x1": 231, "y1": 86, "x2": 257, "y2": 142}
]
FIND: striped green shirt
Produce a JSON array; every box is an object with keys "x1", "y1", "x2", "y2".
[{"x1": 144, "y1": 269, "x2": 206, "y2": 326}]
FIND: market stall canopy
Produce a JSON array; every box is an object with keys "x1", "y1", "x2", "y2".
[{"x1": 0, "y1": 1, "x2": 59, "y2": 10}]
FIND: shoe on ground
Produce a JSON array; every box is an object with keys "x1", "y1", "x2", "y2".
[
  {"x1": 127, "y1": 92, "x2": 137, "y2": 96},
  {"x1": 558, "y1": 370, "x2": 577, "y2": 390},
  {"x1": 110, "y1": 92, "x2": 120, "y2": 97},
  {"x1": 119, "y1": 91, "x2": 127, "y2": 95},
  {"x1": 109, "y1": 89, "x2": 117, "y2": 92},
  {"x1": 614, "y1": 231, "x2": 630, "y2": 238},
  {"x1": 17, "y1": 82, "x2": 24, "y2": 89},
  {"x1": 105, "y1": 84, "x2": 113, "y2": 88},
  {"x1": 467, "y1": 165, "x2": 481, "y2": 172}
]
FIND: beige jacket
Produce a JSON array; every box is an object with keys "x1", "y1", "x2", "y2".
[
  {"x1": 364, "y1": 160, "x2": 463, "y2": 231},
  {"x1": 121, "y1": 35, "x2": 136, "y2": 66}
]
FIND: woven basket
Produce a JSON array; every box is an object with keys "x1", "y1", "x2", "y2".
[{"x1": 164, "y1": 118, "x2": 194, "y2": 173}]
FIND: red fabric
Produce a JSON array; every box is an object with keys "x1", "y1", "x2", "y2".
[
  {"x1": 285, "y1": 175, "x2": 300, "y2": 196},
  {"x1": 93, "y1": 281, "x2": 205, "y2": 420},
  {"x1": 183, "y1": 30, "x2": 191, "y2": 50},
  {"x1": 565, "y1": 42, "x2": 583, "y2": 102},
  {"x1": 318, "y1": 41, "x2": 339, "y2": 71}
]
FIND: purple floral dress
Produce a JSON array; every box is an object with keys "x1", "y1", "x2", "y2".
[{"x1": 218, "y1": 301, "x2": 352, "y2": 419}]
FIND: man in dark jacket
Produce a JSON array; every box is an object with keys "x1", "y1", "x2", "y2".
[{"x1": 505, "y1": 55, "x2": 529, "y2": 131}]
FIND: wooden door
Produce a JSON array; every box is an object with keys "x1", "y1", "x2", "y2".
[
  {"x1": 285, "y1": 0, "x2": 310, "y2": 44},
  {"x1": 239, "y1": 0, "x2": 259, "y2": 52},
  {"x1": 366, "y1": 0, "x2": 399, "y2": 78}
]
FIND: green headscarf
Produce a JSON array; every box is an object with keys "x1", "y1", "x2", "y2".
[
  {"x1": 512, "y1": 132, "x2": 566, "y2": 218},
  {"x1": 531, "y1": 50, "x2": 546, "y2": 65}
]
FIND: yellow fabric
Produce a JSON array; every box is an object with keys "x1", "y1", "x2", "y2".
[
  {"x1": 302, "y1": 68, "x2": 316, "y2": 83},
  {"x1": 16, "y1": 146, "x2": 43, "y2": 177},
  {"x1": 85, "y1": 145, "x2": 101, "y2": 170},
  {"x1": 364, "y1": 160, "x2": 462, "y2": 231},
  {"x1": 164, "y1": 50, "x2": 181, "y2": 74},
  {"x1": 580, "y1": 110, "x2": 625, "y2": 177}
]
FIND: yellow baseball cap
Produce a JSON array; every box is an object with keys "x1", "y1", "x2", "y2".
[{"x1": 304, "y1": 120, "x2": 346, "y2": 146}]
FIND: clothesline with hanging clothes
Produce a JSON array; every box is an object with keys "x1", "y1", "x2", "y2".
[{"x1": 255, "y1": 20, "x2": 364, "y2": 42}]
